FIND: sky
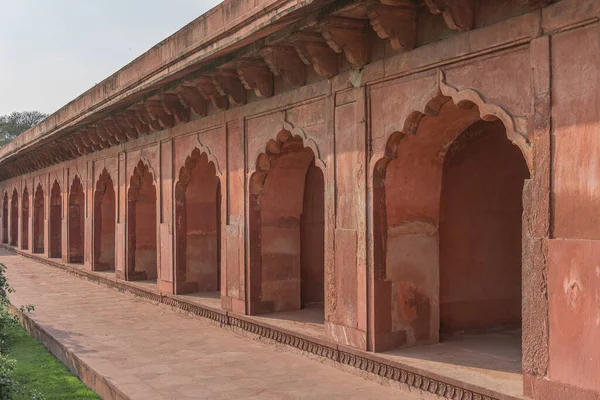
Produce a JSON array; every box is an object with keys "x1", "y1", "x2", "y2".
[{"x1": 0, "y1": 0, "x2": 222, "y2": 116}]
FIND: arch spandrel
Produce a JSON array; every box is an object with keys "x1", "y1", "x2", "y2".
[
  {"x1": 128, "y1": 160, "x2": 156, "y2": 193},
  {"x1": 174, "y1": 140, "x2": 223, "y2": 185},
  {"x1": 370, "y1": 70, "x2": 533, "y2": 176},
  {"x1": 248, "y1": 120, "x2": 326, "y2": 181},
  {"x1": 95, "y1": 158, "x2": 118, "y2": 188}
]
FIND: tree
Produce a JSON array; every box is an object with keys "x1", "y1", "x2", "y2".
[{"x1": 0, "y1": 111, "x2": 47, "y2": 146}]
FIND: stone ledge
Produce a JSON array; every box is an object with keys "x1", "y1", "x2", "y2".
[
  {"x1": 9, "y1": 304, "x2": 128, "y2": 400},
  {"x1": 1, "y1": 245, "x2": 518, "y2": 400}
]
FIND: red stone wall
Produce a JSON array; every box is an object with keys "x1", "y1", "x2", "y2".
[{"x1": 1, "y1": 2, "x2": 600, "y2": 398}]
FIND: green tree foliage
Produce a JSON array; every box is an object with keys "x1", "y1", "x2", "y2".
[{"x1": 0, "y1": 112, "x2": 47, "y2": 146}]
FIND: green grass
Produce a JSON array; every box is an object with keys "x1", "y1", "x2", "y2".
[{"x1": 7, "y1": 325, "x2": 100, "y2": 400}]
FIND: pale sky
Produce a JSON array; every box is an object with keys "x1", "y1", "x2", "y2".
[{"x1": 0, "y1": 0, "x2": 222, "y2": 116}]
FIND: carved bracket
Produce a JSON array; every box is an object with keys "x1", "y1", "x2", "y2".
[
  {"x1": 261, "y1": 47, "x2": 306, "y2": 87},
  {"x1": 321, "y1": 17, "x2": 369, "y2": 69},
  {"x1": 236, "y1": 59, "x2": 274, "y2": 98},
  {"x1": 195, "y1": 77, "x2": 228, "y2": 110},
  {"x1": 290, "y1": 33, "x2": 338, "y2": 78},
  {"x1": 146, "y1": 100, "x2": 175, "y2": 129},
  {"x1": 176, "y1": 86, "x2": 208, "y2": 116},
  {"x1": 162, "y1": 93, "x2": 190, "y2": 124},
  {"x1": 368, "y1": 0, "x2": 417, "y2": 51},
  {"x1": 213, "y1": 70, "x2": 247, "y2": 106}
]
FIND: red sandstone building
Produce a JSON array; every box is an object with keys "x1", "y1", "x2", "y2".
[{"x1": 0, "y1": 1, "x2": 598, "y2": 399}]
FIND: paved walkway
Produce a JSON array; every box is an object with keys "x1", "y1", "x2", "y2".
[{"x1": 1, "y1": 250, "x2": 429, "y2": 400}]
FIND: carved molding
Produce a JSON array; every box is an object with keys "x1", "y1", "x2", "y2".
[{"x1": 321, "y1": 17, "x2": 369, "y2": 69}]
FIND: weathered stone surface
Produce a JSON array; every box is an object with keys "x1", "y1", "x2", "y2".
[{"x1": 0, "y1": 1, "x2": 599, "y2": 399}]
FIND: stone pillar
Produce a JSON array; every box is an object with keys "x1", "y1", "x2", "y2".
[
  {"x1": 28, "y1": 176, "x2": 34, "y2": 252},
  {"x1": 326, "y1": 84, "x2": 368, "y2": 350},
  {"x1": 115, "y1": 152, "x2": 127, "y2": 280},
  {"x1": 158, "y1": 139, "x2": 174, "y2": 293},
  {"x1": 84, "y1": 161, "x2": 93, "y2": 270},
  {"x1": 224, "y1": 117, "x2": 245, "y2": 313},
  {"x1": 44, "y1": 174, "x2": 50, "y2": 258},
  {"x1": 522, "y1": 36, "x2": 551, "y2": 398}
]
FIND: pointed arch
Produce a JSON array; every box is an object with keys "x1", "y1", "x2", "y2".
[
  {"x1": 21, "y1": 186, "x2": 29, "y2": 250},
  {"x1": 93, "y1": 168, "x2": 116, "y2": 271},
  {"x1": 174, "y1": 148, "x2": 221, "y2": 294},
  {"x1": 10, "y1": 189, "x2": 18, "y2": 246},
  {"x1": 127, "y1": 160, "x2": 157, "y2": 281},
  {"x1": 33, "y1": 183, "x2": 44, "y2": 254},
  {"x1": 2, "y1": 192, "x2": 8, "y2": 244},
  {"x1": 248, "y1": 129, "x2": 325, "y2": 316},
  {"x1": 371, "y1": 70, "x2": 532, "y2": 174},
  {"x1": 49, "y1": 180, "x2": 62, "y2": 258},
  {"x1": 369, "y1": 89, "x2": 530, "y2": 351},
  {"x1": 68, "y1": 176, "x2": 85, "y2": 263}
]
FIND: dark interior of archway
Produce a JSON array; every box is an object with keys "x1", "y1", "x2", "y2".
[
  {"x1": 33, "y1": 186, "x2": 44, "y2": 254},
  {"x1": 68, "y1": 178, "x2": 85, "y2": 263},
  {"x1": 10, "y1": 191, "x2": 18, "y2": 246},
  {"x1": 254, "y1": 145, "x2": 325, "y2": 314},
  {"x1": 439, "y1": 120, "x2": 529, "y2": 335},
  {"x1": 94, "y1": 174, "x2": 116, "y2": 271},
  {"x1": 49, "y1": 182, "x2": 62, "y2": 258},
  {"x1": 127, "y1": 168, "x2": 157, "y2": 281},
  {"x1": 2, "y1": 195, "x2": 8, "y2": 244},
  {"x1": 176, "y1": 154, "x2": 221, "y2": 294},
  {"x1": 21, "y1": 188, "x2": 29, "y2": 250}
]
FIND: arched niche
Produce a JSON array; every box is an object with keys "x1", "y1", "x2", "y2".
[
  {"x1": 127, "y1": 160, "x2": 157, "y2": 281},
  {"x1": 2, "y1": 192, "x2": 8, "y2": 244},
  {"x1": 21, "y1": 186, "x2": 29, "y2": 250},
  {"x1": 174, "y1": 148, "x2": 222, "y2": 294},
  {"x1": 93, "y1": 169, "x2": 116, "y2": 272},
  {"x1": 248, "y1": 129, "x2": 325, "y2": 316},
  {"x1": 33, "y1": 183, "x2": 44, "y2": 254},
  {"x1": 68, "y1": 176, "x2": 85, "y2": 263},
  {"x1": 49, "y1": 180, "x2": 62, "y2": 258},
  {"x1": 371, "y1": 98, "x2": 530, "y2": 351},
  {"x1": 10, "y1": 189, "x2": 18, "y2": 246}
]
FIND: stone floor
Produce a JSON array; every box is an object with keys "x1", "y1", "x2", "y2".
[
  {"x1": 382, "y1": 332, "x2": 523, "y2": 399},
  {"x1": 1, "y1": 250, "x2": 435, "y2": 400}
]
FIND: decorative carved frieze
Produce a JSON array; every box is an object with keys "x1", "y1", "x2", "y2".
[
  {"x1": 321, "y1": 17, "x2": 369, "y2": 69},
  {"x1": 424, "y1": 0, "x2": 474, "y2": 31},
  {"x1": 261, "y1": 46, "x2": 306, "y2": 87},
  {"x1": 290, "y1": 32, "x2": 338, "y2": 78},
  {"x1": 367, "y1": 0, "x2": 417, "y2": 51},
  {"x1": 235, "y1": 59, "x2": 274, "y2": 98}
]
